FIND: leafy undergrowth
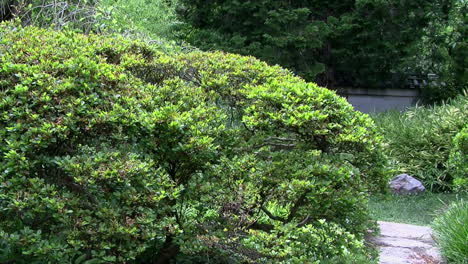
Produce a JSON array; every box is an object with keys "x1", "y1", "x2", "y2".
[
  {"x1": 433, "y1": 200, "x2": 468, "y2": 263},
  {"x1": 369, "y1": 192, "x2": 468, "y2": 226},
  {"x1": 372, "y1": 96, "x2": 468, "y2": 192},
  {"x1": 98, "y1": 0, "x2": 179, "y2": 40}
]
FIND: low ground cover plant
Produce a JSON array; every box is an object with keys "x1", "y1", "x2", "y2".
[
  {"x1": 433, "y1": 201, "x2": 468, "y2": 263},
  {"x1": 373, "y1": 96, "x2": 468, "y2": 191},
  {"x1": 0, "y1": 23, "x2": 388, "y2": 263}
]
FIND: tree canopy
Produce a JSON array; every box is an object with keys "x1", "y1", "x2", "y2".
[{"x1": 178, "y1": 0, "x2": 463, "y2": 91}]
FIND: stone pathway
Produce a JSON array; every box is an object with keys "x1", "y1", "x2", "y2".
[{"x1": 371, "y1": 221, "x2": 444, "y2": 264}]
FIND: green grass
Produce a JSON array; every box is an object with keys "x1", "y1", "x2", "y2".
[{"x1": 369, "y1": 192, "x2": 468, "y2": 226}]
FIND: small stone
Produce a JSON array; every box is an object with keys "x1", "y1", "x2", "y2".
[{"x1": 389, "y1": 174, "x2": 425, "y2": 195}]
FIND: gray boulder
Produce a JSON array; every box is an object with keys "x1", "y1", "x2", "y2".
[{"x1": 389, "y1": 174, "x2": 425, "y2": 194}]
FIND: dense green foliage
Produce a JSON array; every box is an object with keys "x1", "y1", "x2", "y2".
[
  {"x1": 95, "y1": 0, "x2": 184, "y2": 54},
  {"x1": 406, "y1": 0, "x2": 467, "y2": 102},
  {"x1": 0, "y1": 23, "x2": 388, "y2": 263},
  {"x1": 433, "y1": 201, "x2": 468, "y2": 263},
  {"x1": 0, "y1": 0, "x2": 182, "y2": 53},
  {"x1": 448, "y1": 127, "x2": 468, "y2": 191},
  {"x1": 98, "y1": 0, "x2": 178, "y2": 40},
  {"x1": 178, "y1": 0, "x2": 444, "y2": 88},
  {"x1": 3, "y1": 1, "x2": 466, "y2": 102},
  {"x1": 373, "y1": 96, "x2": 468, "y2": 191},
  {"x1": 0, "y1": 0, "x2": 169, "y2": 36}
]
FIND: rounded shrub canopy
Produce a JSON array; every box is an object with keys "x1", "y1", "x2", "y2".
[{"x1": 0, "y1": 22, "x2": 388, "y2": 263}]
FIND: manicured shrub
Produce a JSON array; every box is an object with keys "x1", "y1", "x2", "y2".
[
  {"x1": 373, "y1": 96, "x2": 468, "y2": 191},
  {"x1": 432, "y1": 201, "x2": 468, "y2": 263},
  {"x1": 448, "y1": 127, "x2": 468, "y2": 191},
  {"x1": 0, "y1": 22, "x2": 388, "y2": 263}
]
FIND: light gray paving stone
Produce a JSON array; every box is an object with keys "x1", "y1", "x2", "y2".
[{"x1": 371, "y1": 221, "x2": 444, "y2": 264}]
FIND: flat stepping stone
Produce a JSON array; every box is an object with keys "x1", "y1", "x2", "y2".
[
  {"x1": 378, "y1": 222, "x2": 434, "y2": 243},
  {"x1": 371, "y1": 221, "x2": 444, "y2": 264}
]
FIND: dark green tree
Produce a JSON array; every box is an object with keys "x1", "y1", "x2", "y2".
[
  {"x1": 177, "y1": 0, "x2": 436, "y2": 88},
  {"x1": 402, "y1": 0, "x2": 467, "y2": 101}
]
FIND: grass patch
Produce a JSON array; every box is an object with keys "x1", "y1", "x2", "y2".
[{"x1": 369, "y1": 192, "x2": 468, "y2": 226}]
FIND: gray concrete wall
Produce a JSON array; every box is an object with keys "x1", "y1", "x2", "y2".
[{"x1": 337, "y1": 87, "x2": 421, "y2": 113}]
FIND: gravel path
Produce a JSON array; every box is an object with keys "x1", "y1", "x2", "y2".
[{"x1": 371, "y1": 221, "x2": 444, "y2": 264}]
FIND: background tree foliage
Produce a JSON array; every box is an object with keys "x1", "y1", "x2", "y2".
[
  {"x1": 403, "y1": 0, "x2": 467, "y2": 101},
  {"x1": 177, "y1": 0, "x2": 464, "y2": 91}
]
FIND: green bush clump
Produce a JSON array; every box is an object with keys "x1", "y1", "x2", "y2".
[
  {"x1": 448, "y1": 127, "x2": 468, "y2": 191},
  {"x1": 0, "y1": 23, "x2": 388, "y2": 263},
  {"x1": 373, "y1": 96, "x2": 468, "y2": 191},
  {"x1": 433, "y1": 201, "x2": 468, "y2": 263}
]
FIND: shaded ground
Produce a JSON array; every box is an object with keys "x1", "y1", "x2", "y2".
[{"x1": 371, "y1": 221, "x2": 444, "y2": 264}]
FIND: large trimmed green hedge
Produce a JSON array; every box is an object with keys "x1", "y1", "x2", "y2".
[{"x1": 0, "y1": 23, "x2": 388, "y2": 263}]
